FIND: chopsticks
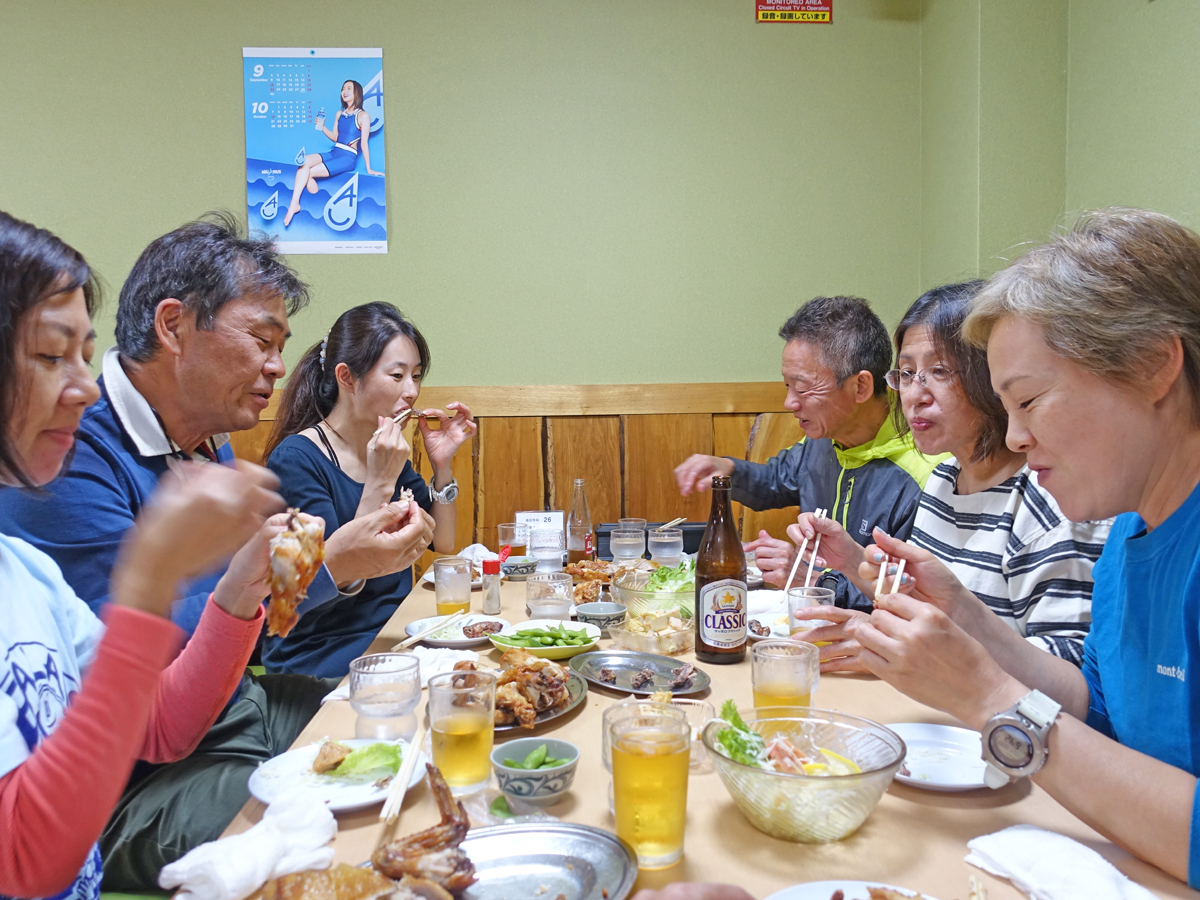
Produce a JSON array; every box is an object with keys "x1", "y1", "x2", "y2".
[
  {"x1": 373, "y1": 408, "x2": 430, "y2": 437},
  {"x1": 380, "y1": 713, "x2": 427, "y2": 823},
  {"x1": 874, "y1": 553, "x2": 907, "y2": 602},
  {"x1": 657, "y1": 517, "x2": 686, "y2": 530},
  {"x1": 803, "y1": 509, "x2": 827, "y2": 588},
  {"x1": 783, "y1": 508, "x2": 827, "y2": 593},
  {"x1": 391, "y1": 610, "x2": 468, "y2": 650}
]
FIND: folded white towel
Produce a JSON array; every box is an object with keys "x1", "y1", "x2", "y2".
[
  {"x1": 158, "y1": 794, "x2": 336, "y2": 900},
  {"x1": 966, "y1": 825, "x2": 1157, "y2": 900},
  {"x1": 747, "y1": 589, "x2": 788, "y2": 615},
  {"x1": 321, "y1": 647, "x2": 480, "y2": 704}
]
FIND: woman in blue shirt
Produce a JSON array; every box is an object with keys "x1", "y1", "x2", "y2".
[
  {"x1": 850, "y1": 208, "x2": 1200, "y2": 887},
  {"x1": 263, "y1": 302, "x2": 475, "y2": 677}
]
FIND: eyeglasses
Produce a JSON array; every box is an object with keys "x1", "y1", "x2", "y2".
[{"x1": 884, "y1": 365, "x2": 957, "y2": 392}]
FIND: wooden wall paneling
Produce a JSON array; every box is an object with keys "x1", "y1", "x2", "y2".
[
  {"x1": 545, "y1": 416, "x2": 622, "y2": 525},
  {"x1": 622, "y1": 414, "x2": 713, "y2": 524},
  {"x1": 477, "y1": 417, "x2": 545, "y2": 550},
  {"x1": 411, "y1": 422, "x2": 478, "y2": 579},
  {"x1": 417, "y1": 382, "x2": 787, "y2": 417},
  {"x1": 229, "y1": 420, "x2": 274, "y2": 465},
  {"x1": 740, "y1": 412, "x2": 805, "y2": 542},
  {"x1": 712, "y1": 413, "x2": 757, "y2": 536}
]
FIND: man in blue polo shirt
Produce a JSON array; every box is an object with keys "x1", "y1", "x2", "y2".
[{"x1": 0, "y1": 213, "x2": 434, "y2": 888}]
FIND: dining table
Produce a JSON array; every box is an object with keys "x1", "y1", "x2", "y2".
[{"x1": 224, "y1": 577, "x2": 1199, "y2": 900}]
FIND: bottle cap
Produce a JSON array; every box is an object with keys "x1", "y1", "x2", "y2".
[{"x1": 482, "y1": 559, "x2": 501, "y2": 575}]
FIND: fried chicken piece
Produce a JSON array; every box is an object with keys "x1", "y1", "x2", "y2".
[
  {"x1": 669, "y1": 663, "x2": 695, "y2": 689},
  {"x1": 496, "y1": 681, "x2": 538, "y2": 728},
  {"x1": 312, "y1": 739, "x2": 352, "y2": 774},
  {"x1": 599, "y1": 667, "x2": 617, "y2": 684},
  {"x1": 630, "y1": 667, "x2": 655, "y2": 689},
  {"x1": 451, "y1": 660, "x2": 480, "y2": 689},
  {"x1": 373, "y1": 765, "x2": 477, "y2": 893},
  {"x1": 264, "y1": 863, "x2": 395, "y2": 900},
  {"x1": 497, "y1": 648, "x2": 570, "y2": 712},
  {"x1": 573, "y1": 580, "x2": 601, "y2": 604}
]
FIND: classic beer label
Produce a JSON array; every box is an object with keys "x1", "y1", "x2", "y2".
[{"x1": 698, "y1": 579, "x2": 748, "y2": 649}]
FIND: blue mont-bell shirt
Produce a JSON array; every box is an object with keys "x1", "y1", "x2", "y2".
[{"x1": 1081, "y1": 478, "x2": 1200, "y2": 887}]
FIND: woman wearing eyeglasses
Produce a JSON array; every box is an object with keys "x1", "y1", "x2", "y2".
[{"x1": 790, "y1": 282, "x2": 1110, "y2": 671}]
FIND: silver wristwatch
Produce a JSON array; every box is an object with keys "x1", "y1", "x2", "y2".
[
  {"x1": 981, "y1": 689, "x2": 1061, "y2": 788},
  {"x1": 429, "y1": 478, "x2": 459, "y2": 505}
]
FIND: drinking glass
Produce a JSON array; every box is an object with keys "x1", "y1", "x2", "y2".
[
  {"x1": 786, "y1": 586, "x2": 836, "y2": 645},
  {"x1": 428, "y1": 669, "x2": 497, "y2": 793},
  {"x1": 751, "y1": 640, "x2": 820, "y2": 712},
  {"x1": 349, "y1": 653, "x2": 422, "y2": 740},
  {"x1": 601, "y1": 700, "x2": 687, "y2": 814},
  {"x1": 609, "y1": 706, "x2": 692, "y2": 869},
  {"x1": 497, "y1": 523, "x2": 529, "y2": 557},
  {"x1": 526, "y1": 572, "x2": 573, "y2": 619},
  {"x1": 668, "y1": 698, "x2": 716, "y2": 773},
  {"x1": 530, "y1": 527, "x2": 566, "y2": 573},
  {"x1": 619, "y1": 518, "x2": 648, "y2": 532},
  {"x1": 610, "y1": 529, "x2": 646, "y2": 564},
  {"x1": 648, "y1": 528, "x2": 685, "y2": 567},
  {"x1": 434, "y1": 556, "x2": 472, "y2": 616}
]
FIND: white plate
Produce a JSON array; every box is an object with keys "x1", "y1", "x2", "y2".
[
  {"x1": 766, "y1": 881, "x2": 941, "y2": 900},
  {"x1": 405, "y1": 614, "x2": 511, "y2": 648},
  {"x1": 248, "y1": 739, "x2": 427, "y2": 812},
  {"x1": 889, "y1": 722, "x2": 988, "y2": 791},
  {"x1": 747, "y1": 611, "x2": 791, "y2": 641}
]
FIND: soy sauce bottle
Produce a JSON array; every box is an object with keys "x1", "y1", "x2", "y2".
[{"x1": 694, "y1": 475, "x2": 747, "y2": 664}]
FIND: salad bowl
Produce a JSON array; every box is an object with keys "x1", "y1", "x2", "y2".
[
  {"x1": 609, "y1": 560, "x2": 695, "y2": 617},
  {"x1": 702, "y1": 707, "x2": 905, "y2": 843}
]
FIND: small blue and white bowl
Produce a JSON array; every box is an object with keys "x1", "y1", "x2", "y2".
[
  {"x1": 491, "y1": 737, "x2": 579, "y2": 806},
  {"x1": 574, "y1": 601, "x2": 628, "y2": 634},
  {"x1": 501, "y1": 556, "x2": 538, "y2": 580}
]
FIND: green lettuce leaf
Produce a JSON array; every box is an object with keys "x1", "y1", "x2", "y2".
[
  {"x1": 646, "y1": 558, "x2": 695, "y2": 593},
  {"x1": 329, "y1": 742, "x2": 402, "y2": 777},
  {"x1": 716, "y1": 700, "x2": 765, "y2": 767}
]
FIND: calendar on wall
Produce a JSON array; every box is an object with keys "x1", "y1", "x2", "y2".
[{"x1": 243, "y1": 48, "x2": 387, "y2": 254}]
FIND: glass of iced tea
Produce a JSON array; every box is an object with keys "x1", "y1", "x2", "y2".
[
  {"x1": 497, "y1": 523, "x2": 529, "y2": 557},
  {"x1": 609, "y1": 706, "x2": 691, "y2": 869},
  {"x1": 786, "y1": 586, "x2": 836, "y2": 646},
  {"x1": 428, "y1": 669, "x2": 496, "y2": 792},
  {"x1": 751, "y1": 639, "x2": 819, "y2": 712},
  {"x1": 434, "y1": 556, "x2": 472, "y2": 616}
]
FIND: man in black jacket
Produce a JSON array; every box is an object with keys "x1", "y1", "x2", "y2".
[{"x1": 675, "y1": 295, "x2": 945, "y2": 611}]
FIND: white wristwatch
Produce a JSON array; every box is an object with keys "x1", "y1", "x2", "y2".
[
  {"x1": 429, "y1": 478, "x2": 459, "y2": 505},
  {"x1": 981, "y1": 689, "x2": 1061, "y2": 788}
]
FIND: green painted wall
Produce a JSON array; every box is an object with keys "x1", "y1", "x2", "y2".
[
  {"x1": 0, "y1": 1, "x2": 923, "y2": 386},
  {"x1": 1066, "y1": 0, "x2": 1200, "y2": 227},
  {"x1": 918, "y1": 0, "x2": 1068, "y2": 291}
]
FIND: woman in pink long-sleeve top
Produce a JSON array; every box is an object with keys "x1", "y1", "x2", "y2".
[{"x1": 0, "y1": 210, "x2": 307, "y2": 900}]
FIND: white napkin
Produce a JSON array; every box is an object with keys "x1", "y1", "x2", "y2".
[
  {"x1": 158, "y1": 794, "x2": 336, "y2": 900},
  {"x1": 421, "y1": 544, "x2": 498, "y2": 582},
  {"x1": 320, "y1": 647, "x2": 480, "y2": 703},
  {"x1": 966, "y1": 825, "x2": 1157, "y2": 900}
]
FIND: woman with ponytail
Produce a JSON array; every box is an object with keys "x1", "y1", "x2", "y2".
[{"x1": 262, "y1": 302, "x2": 475, "y2": 677}]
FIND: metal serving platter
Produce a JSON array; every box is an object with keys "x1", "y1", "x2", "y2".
[
  {"x1": 458, "y1": 823, "x2": 639, "y2": 900},
  {"x1": 569, "y1": 649, "x2": 710, "y2": 696},
  {"x1": 494, "y1": 669, "x2": 589, "y2": 733}
]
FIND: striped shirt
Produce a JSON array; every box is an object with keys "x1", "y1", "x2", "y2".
[{"x1": 911, "y1": 460, "x2": 1111, "y2": 665}]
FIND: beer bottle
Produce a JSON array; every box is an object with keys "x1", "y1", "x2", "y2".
[
  {"x1": 567, "y1": 478, "x2": 594, "y2": 564},
  {"x1": 694, "y1": 475, "x2": 748, "y2": 664}
]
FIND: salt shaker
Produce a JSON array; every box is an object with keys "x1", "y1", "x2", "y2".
[{"x1": 481, "y1": 558, "x2": 502, "y2": 615}]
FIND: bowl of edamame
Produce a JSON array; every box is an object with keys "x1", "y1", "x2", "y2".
[
  {"x1": 489, "y1": 619, "x2": 602, "y2": 659},
  {"x1": 491, "y1": 738, "x2": 580, "y2": 806}
]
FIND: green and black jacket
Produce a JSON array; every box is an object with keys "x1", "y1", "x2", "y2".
[{"x1": 728, "y1": 416, "x2": 947, "y2": 612}]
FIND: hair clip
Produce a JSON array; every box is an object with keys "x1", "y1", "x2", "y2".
[{"x1": 319, "y1": 331, "x2": 330, "y2": 372}]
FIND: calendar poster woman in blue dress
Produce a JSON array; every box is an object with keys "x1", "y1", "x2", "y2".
[{"x1": 284, "y1": 80, "x2": 382, "y2": 227}]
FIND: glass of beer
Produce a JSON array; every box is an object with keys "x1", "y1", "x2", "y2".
[
  {"x1": 434, "y1": 556, "x2": 472, "y2": 616},
  {"x1": 497, "y1": 523, "x2": 529, "y2": 557},
  {"x1": 610, "y1": 706, "x2": 691, "y2": 869},
  {"x1": 428, "y1": 669, "x2": 496, "y2": 793},
  {"x1": 786, "y1": 586, "x2": 836, "y2": 646},
  {"x1": 751, "y1": 639, "x2": 820, "y2": 712}
]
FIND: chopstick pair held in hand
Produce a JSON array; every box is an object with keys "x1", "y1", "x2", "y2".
[
  {"x1": 873, "y1": 548, "x2": 907, "y2": 604},
  {"x1": 783, "y1": 508, "x2": 828, "y2": 593}
]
